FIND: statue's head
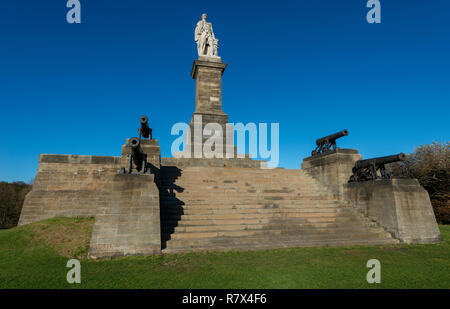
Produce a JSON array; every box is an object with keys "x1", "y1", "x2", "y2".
[{"x1": 201, "y1": 13, "x2": 207, "y2": 21}]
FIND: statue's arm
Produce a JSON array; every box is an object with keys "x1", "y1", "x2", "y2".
[
  {"x1": 194, "y1": 22, "x2": 201, "y2": 42},
  {"x1": 210, "y1": 24, "x2": 216, "y2": 39}
]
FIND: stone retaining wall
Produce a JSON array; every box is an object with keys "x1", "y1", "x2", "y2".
[
  {"x1": 19, "y1": 154, "x2": 122, "y2": 225},
  {"x1": 344, "y1": 179, "x2": 441, "y2": 244},
  {"x1": 19, "y1": 154, "x2": 161, "y2": 257}
]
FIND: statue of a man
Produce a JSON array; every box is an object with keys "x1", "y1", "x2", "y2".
[{"x1": 195, "y1": 14, "x2": 219, "y2": 57}]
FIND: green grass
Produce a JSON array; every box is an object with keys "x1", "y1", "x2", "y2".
[{"x1": 1, "y1": 218, "x2": 449, "y2": 288}]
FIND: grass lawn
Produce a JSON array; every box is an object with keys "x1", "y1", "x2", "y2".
[{"x1": 0, "y1": 218, "x2": 449, "y2": 289}]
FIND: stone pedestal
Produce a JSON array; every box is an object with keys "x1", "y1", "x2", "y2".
[
  {"x1": 88, "y1": 173, "x2": 161, "y2": 259},
  {"x1": 188, "y1": 57, "x2": 233, "y2": 158},
  {"x1": 121, "y1": 139, "x2": 161, "y2": 174},
  {"x1": 191, "y1": 56, "x2": 227, "y2": 114},
  {"x1": 344, "y1": 179, "x2": 441, "y2": 244},
  {"x1": 301, "y1": 148, "x2": 362, "y2": 198}
]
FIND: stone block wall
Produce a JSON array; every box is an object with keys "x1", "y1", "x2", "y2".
[
  {"x1": 301, "y1": 148, "x2": 362, "y2": 198},
  {"x1": 344, "y1": 179, "x2": 441, "y2": 244},
  {"x1": 88, "y1": 174, "x2": 161, "y2": 258},
  {"x1": 19, "y1": 153, "x2": 162, "y2": 258},
  {"x1": 19, "y1": 154, "x2": 122, "y2": 225}
]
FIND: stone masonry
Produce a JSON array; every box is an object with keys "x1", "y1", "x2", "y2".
[
  {"x1": 89, "y1": 174, "x2": 161, "y2": 258},
  {"x1": 19, "y1": 154, "x2": 122, "y2": 225},
  {"x1": 344, "y1": 179, "x2": 441, "y2": 244},
  {"x1": 187, "y1": 56, "x2": 235, "y2": 158},
  {"x1": 301, "y1": 150, "x2": 441, "y2": 244},
  {"x1": 19, "y1": 140, "x2": 162, "y2": 258},
  {"x1": 301, "y1": 148, "x2": 362, "y2": 199},
  {"x1": 159, "y1": 166, "x2": 399, "y2": 252}
]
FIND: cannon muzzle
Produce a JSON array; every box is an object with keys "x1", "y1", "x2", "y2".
[
  {"x1": 140, "y1": 116, "x2": 151, "y2": 139},
  {"x1": 128, "y1": 137, "x2": 144, "y2": 168}
]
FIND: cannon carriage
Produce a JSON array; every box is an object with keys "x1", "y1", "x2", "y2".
[
  {"x1": 311, "y1": 130, "x2": 348, "y2": 156},
  {"x1": 348, "y1": 153, "x2": 406, "y2": 182}
]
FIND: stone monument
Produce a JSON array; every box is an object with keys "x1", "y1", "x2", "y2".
[
  {"x1": 190, "y1": 14, "x2": 231, "y2": 158},
  {"x1": 165, "y1": 14, "x2": 261, "y2": 166},
  {"x1": 17, "y1": 15, "x2": 442, "y2": 258}
]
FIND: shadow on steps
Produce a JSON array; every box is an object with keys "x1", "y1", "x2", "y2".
[{"x1": 158, "y1": 166, "x2": 184, "y2": 250}]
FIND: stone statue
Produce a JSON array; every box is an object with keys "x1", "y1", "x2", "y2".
[{"x1": 195, "y1": 14, "x2": 219, "y2": 57}]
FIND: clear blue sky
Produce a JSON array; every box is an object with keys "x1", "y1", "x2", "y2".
[{"x1": 1, "y1": 0, "x2": 449, "y2": 182}]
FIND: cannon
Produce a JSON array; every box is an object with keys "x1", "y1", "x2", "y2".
[
  {"x1": 119, "y1": 116, "x2": 153, "y2": 174},
  {"x1": 126, "y1": 137, "x2": 148, "y2": 174},
  {"x1": 139, "y1": 116, "x2": 152, "y2": 140},
  {"x1": 312, "y1": 130, "x2": 348, "y2": 156},
  {"x1": 348, "y1": 153, "x2": 406, "y2": 183}
]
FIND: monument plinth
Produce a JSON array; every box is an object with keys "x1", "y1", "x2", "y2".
[
  {"x1": 189, "y1": 58, "x2": 229, "y2": 151},
  {"x1": 190, "y1": 58, "x2": 228, "y2": 121},
  {"x1": 344, "y1": 179, "x2": 442, "y2": 244},
  {"x1": 301, "y1": 148, "x2": 362, "y2": 198}
]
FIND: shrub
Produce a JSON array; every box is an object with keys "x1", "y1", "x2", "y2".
[{"x1": 0, "y1": 182, "x2": 32, "y2": 229}]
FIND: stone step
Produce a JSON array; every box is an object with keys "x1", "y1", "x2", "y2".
[
  {"x1": 165, "y1": 232, "x2": 396, "y2": 249},
  {"x1": 161, "y1": 212, "x2": 376, "y2": 225},
  {"x1": 160, "y1": 200, "x2": 343, "y2": 208},
  {"x1": 160, "y1": 207, "x2": 341, "y2": 216},
  {"x1": 161, "y1": 180, "x2": 322, "y2": 186},
  {"x1": 170, "y1": 181, "x2": 316, "y2": 186},
  {"x1": 170, "y1": 187, "x2": 323, "y2": 192},
  {"x1": 169, "y1": 222, "x2": 384, "y2": 234},
  {"x1": 164, "y1": 216, "x2": 345, "y2": 227},
  {"x1": 161, "y1": 215, "x2": 379, "y2": 229},
  {"x1": 173, "y1": 190, "x2": 329, "y2": 200},
  {"x1": 162, "y1": 211, "x2": 340, "y2": 221},
  {"x1": 169, "y1": 176, "x2": 318, "y2": 181},
  {"x1": 159, "y1": 165, "x2": 395, "y2": 253},
  {"x1": 170, "y1": 168, "x2": 306, "y2": 175},
  {"x1": 167, "y1": 228, "x2": 392, "y2": 240},
  {"x1": 160, "y1": 194, "x2": 337, "y2": 202},
  {"x1": 171, "y1": 175, "x2": 313, "y2": 180},
  {"x1": 162, "y1": 237, "x2": 399, "y2": 253}
]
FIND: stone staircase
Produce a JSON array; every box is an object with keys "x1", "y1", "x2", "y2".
[{"x1": 159, "y1": 166, "x2": 399, "y2": 253}]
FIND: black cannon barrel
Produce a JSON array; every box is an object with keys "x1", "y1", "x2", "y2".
[
  {"x1": 355, "y1": 153, "x2": 406, "y2": 169},
  {"x1": 140, "y1": 115, "x2": 150, "y2": 139},
  {"x1": 316, "y1": 130, "x2": 348, "y2": 146},
  {"x1": 128, "y1": 137, "x2": 144, "y2": 166}
]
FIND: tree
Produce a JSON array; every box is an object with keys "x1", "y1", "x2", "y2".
[
  {"x1": 392, "y1": 142, "x2": 450, "y2": 224},
  {"x1": 0, "y1": 182, "x2": 32, "y2": 229}
]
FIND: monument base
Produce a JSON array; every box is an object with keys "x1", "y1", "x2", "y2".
[
  {"x1": 344, "y1": 179, "x2": 441, "y2": 244},
  {"x1": 301, "y1": 148, "x2": 362, "y2": 198},
  {"x1": 19, "y1": 153, "x2": 162, "y2": 258},
  {"x1": 88, "y1": 174, "x2": 161, "y2": 259}
]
